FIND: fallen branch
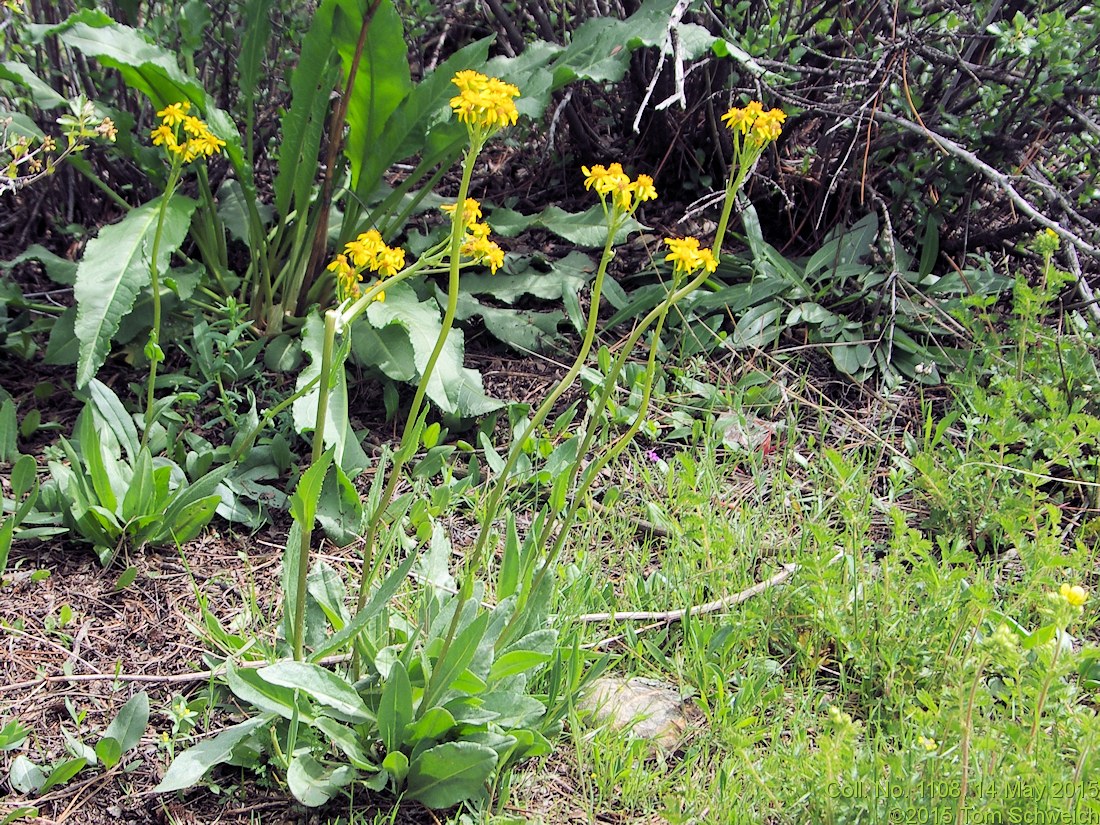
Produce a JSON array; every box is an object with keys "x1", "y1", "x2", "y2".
[{"x1": 574, "y1": 562, "x2": 799, "y2": 624}]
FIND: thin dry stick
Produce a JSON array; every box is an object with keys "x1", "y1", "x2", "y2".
[
  {"x1": 573, "y1": 562, "x2": 799, "y2": 624},
  {"x1": 0, "y1": 653, "x2": 353, "y2": 694}
]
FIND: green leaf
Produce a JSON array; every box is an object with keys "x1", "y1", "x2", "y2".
[
  {"x1": 424, "y1": 611, "x2": 491, "y2": 708},
  {"x1": 488, "y1": 650, "x2": 552, "y2": 684},
  {"x1": 359, "y1": 282, "x2": 500, "y2": 417},
  {"x1": 0, "y1": 244, "x2": 78, "y2": 285},
  {"x1": 316, "y1": 461, "x2": 364, "y2": 546},
  {"x1": 0, "y1": 720, "x2": 30, "y2": 751},
  {"x1": 12, "y1": 457, "x2": 40, "y2": 505},
  {"x1": 382, "y1": 749, "x2": 409, "y2": 782},
  {"x1": 356, "y1": 36, "x2": 491, "y2": 196},
  {"x1": 461, "y1": 250, "x2": 595, "y2": 304},
  {"x1": 113, "y1": 565, "x2": 138, "y2": 591},
  {"x1": 101, "y1": 691, "x2": 149, "y2": 754},
  {"x1": 0, "y1": 399, "x2": 17, "y2": 463},
  {"x1": 0, "y1": 61, "x2": 67, "y2": 109},
  {"x1": 154, "y1": 716, "x2": 268, "y2": 793},
  {"x1": 95, "y1": 737, "x2": 123, "y2": 769},
  {"x1": 339, "y1": 0, "x2": 412, "y2": 194},
  {"x1": 121, "y1": 447, "x2": 154, "y2": 522},
  {"x1": 87, "y1": 380, "x2": 139, "y2": 462},
  {"x1": 293, "y1": 313, "x2": 370, "y2": 473},
  {"x1": 257, "y1": 662, "x2": 371, "y2": 723},
  {"x1": 378, "y1": 659, "x2": 413, "y2": 754},
  {"x1": 8, "y1": 755, "x2": 46, "y2": 794},
  {"x1": 74, "y1": 195, "x2": 196, "y2": 388},
  {"x1": 289, "y1": 448, "x2": 334, "y2": 528},
  {"x1": 310, "y1": 551, "x2": 416, "y2": 661},
  {"x1": 497, "y1": 515, "x2": 521, "y2": 601},
  {"x1": 310, "y1": 717, "x2": 377, "y2": 770},
  {"x1": 307, "y1": 560, "x2": 351, "y2": 632},
  {"x1": 226, "y1": 660, "x2": 306, "y2": 720},
  {"x1": 488, "y1": 205, "x2": 642, "y2": 249},
  {"x1": 40, "y1": 757, "x2": 87, "y2": 793},
  {"x1": 78, "y1": 409, "x2": 120, "y2": 516},
  {"x1": 0, "y1": 806, "x2": 38, "y2": 825},
  {"x1": 286, "y1": 753, "x2": 355, "y2": 807},
  {"x1": 405, "y1": 741, "x2": 498, "y2": 809},
  {"x1": 403, "y1": 706, "x2": 456, "y2": 745}
]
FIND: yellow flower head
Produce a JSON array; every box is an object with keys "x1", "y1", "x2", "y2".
[
  {"x1": 664, "y1": 236, "x2": 718, "y2": 277},
  {"x1": 631, "y1": 174, "x2": 658, "y2": 202},
  {"x1": 344, "y1": 230, "x2": 386, "y2": 268},
  {"x1": 722, "y1": 101, "x2": 785, "y2": 144},
  {"x1": 917, "y1": 736, "x2": 938, "y2": 752},
  {"x1": 450, "y1": 70, "x2": 520, "y2": 133},
  {"x1": 462, "y1": 235, "x2": 505, "y2": 273},
  {"x1": 582, "y1": 163, "x2": 657, "y2": 214},
  {"x1": 327, "y1": 253, "x2": 361, "y2": 300},
  {"x1": 150, "y1": 124, "x2": 180, "y2": 154},
  {"x1": 442, "y1": 198, "x2": 483, "y2": 228},
  {"x1": 1060, "y1": 583, "x2": 1088, "y2": 607},
  {"x1": 157, "y1": 101, "x2": 191, "y2": 127},
  {"x1": 150, "y1": 103, "x2": 224, "y2": 162}
]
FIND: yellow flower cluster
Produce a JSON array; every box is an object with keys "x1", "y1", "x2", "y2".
[
  {"x1": 150, "y1": 101, "x2": 226, "y2": 163},
  {"x1": 721, "y1": 101, "x2": 786, "y2": 144},
  {"x1": 450, "y1": 70, "x2": 520, "y2": 132},
  {"x1": 443, "y1": 199, "x2": 505, "y2": 273},
  {"x1": 1060, "y1": 583, "x2": 1088, "y2": 607},
  {"x1": 462, "y1": 222, "x2": 506, "y2": 274},
  {"x1": 441, "y1": 197, "x2": 483, "y2": 228},
  {"x1": 328, "y1": 229, "x2": 406, "y2": 302},
  {"x1": 664, "y1": 236, "x2": 718, "y2": 277},
  {"x1": 581, "y1": 163, "x2": 657, "y2": 213}
]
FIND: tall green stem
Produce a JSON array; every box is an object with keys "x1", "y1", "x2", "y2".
[
  {"x1": 292, "y1": 310, "x2": 340, "y2": 661},
  {"x1": 350, "y1": 142, "x2": 483, "y2": 678},
  {"x1": 422, "y1": 220, "x2": 621, "y2": 707},
  {"x1": 142, "y1": 163, "x2": 183, "y2": 448}
]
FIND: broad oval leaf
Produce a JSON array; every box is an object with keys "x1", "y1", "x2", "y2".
[
  {"x1": 154, "y1": 716, "x2": 268, "y2": 793},
  {"x1": 257, "y1": 661, "x2": 371, "y2": 723},
  {"x1": 74, "y1": 195, "x2": 196, "y2": 388},
  {"x1": 405, "y1": 741, "x2": 498, "y2": 809}
]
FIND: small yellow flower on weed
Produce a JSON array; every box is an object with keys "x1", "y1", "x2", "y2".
[
  {"x1": 1060, "y1": 583, "x2": 1088, "y2": 607},
  {"x1": 917, "y1": 736, "x2": 938, "y2": 752},
  {"x1": 156, "y1": 101, "x2": 191, "y2": 127},
  {"x1": 582, "y1": 163, "x2": 658, "y2": 216},
  {"x1": 150, "y1": 103, "x2": 224, "y2": 163},
  {"x1": 442, "y1": 198, "x2": 483, "y2": 228},
  {"x1": 450, "y1": 70, "x2": 520, "y2": 133},
  {"x1": 632, "y1": 174, "x2": 657, "y2": 202},
  {"x1": 664, "y1": 236, "x2": 718, "y2": 277},
  {"x1": 721, "y1": 101, "x2": 785, "y2": 144}
]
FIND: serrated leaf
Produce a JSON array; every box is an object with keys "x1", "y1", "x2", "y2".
[{"x1": 74, "y1": 195, "x2": 196, "y2": 388}]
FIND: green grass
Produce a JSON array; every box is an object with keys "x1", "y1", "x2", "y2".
[{"x1": 457, "y1": 282, "x2": 1100, "y2": 824}]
